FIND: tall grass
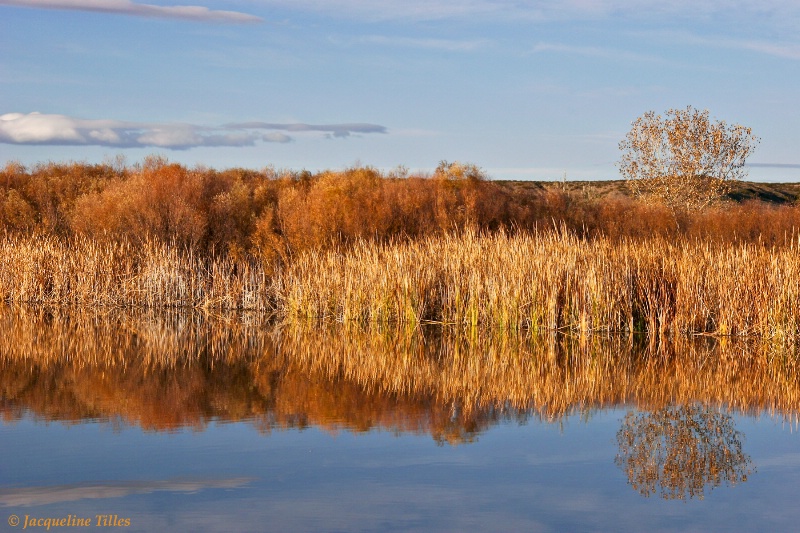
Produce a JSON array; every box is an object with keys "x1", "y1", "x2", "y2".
[
  {"x1": 2, "y1": 230, "x2": 800, "y2": 337},
  {"x1": 0, "y1": 234, "x2": 273, "y2": 310},
  {"x1": 280, "y1": 322, "x2": 800, "y2": 419},
  {"x1": 279, "y1": 230, "x2": 800, "y2": 338},
  {"x1": 4, "y1": 159, "x2": 800, "y2": 337}
]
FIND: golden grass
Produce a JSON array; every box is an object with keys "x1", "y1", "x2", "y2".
[
  {"x1": 0, "y1": 234, "x2": 274, "y2": 310},
  {"x1": 3, "y1": 230, "x2": 800, "y2": 339},
  {"x1": 280, "y1": 322, "x2": 800, "y2": 420},
  {"x1": 280, "y1": 230, "x2": 800, "y2": 337}
]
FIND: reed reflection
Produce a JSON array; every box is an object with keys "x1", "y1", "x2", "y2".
[
  {"x1": 615, "y1": 405, "x2": 753, "y2": 500},
  {"x1": 0, "y1": 306, "x2": 510, "y2": 443},
  {"x1": 1, "y1": 305, "x2": 799, "y2": 447}
]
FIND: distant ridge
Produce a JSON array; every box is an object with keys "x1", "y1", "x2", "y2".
[{"x1": 495, "y1": 180, "x2": 800, "y2": 205}]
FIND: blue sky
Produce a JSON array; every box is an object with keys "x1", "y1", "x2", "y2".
[{"x1": 1, "y1": 0, "x2": 799, "y2": 181}]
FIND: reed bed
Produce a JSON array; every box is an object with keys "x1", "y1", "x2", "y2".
[
  {"x1": 280, "y1": 230, "x2": 800, "y2": 338},
  {"x1": 2, "y1": 230, "x2": 800, "y2": 338},
  {"x1": 0, "y1": 234, "x2": 274, "y2": 310}
]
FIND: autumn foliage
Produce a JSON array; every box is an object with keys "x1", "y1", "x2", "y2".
[
  {"x1": 2, "y1": 157, "x2": 800, "y2": 270},
  {"x1": 0, "y1": 158, "x2": 511, "y2": 266},
  {"x1": 619, "y1": 106, "x2": 759, "y2": 211}
]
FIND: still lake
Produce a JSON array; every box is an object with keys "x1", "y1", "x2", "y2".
[{"x1": 1, "y1": 306, "x2": 800, "y2": 532}]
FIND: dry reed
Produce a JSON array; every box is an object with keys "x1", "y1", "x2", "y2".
[
  {"x1": 2, "y1": 230, "x2": 800, "y2": 338},
  {"x1": 279, "y1": 230, "x2": 800, "y2": 338},
  {"x1": 0, "y1": 234, "x2": 274, "y2": 310}
]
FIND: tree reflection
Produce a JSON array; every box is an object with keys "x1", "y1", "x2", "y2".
[{"x1": 615, "y1": 404, "x2": 753, "y2": 500}]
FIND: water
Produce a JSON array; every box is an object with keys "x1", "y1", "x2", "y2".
[{"x1": 1, "y1": 307, "x2": 800, "y2": 532}]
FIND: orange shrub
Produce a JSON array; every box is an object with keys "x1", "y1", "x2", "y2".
[
  {"x1": 4, "y1": 158, "x2": 800, "y2": 263},
  {"x1": 69, "y1": 156, "x2": 206, "y2": 246}
]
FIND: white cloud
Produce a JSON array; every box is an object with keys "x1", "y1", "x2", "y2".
[
  {"x1": 0, "y1": 0, "x2": 262, "y2": 23},
  {"x1": 739, "y1": 41, "x2": 800, "y2": 60},
  {"x1": 0, "y1": 112, "x2": 387, "y2": 149},
  {"x1": 263, "y1": 132, "x2": 292, "y2": 143},
  {"x1": 9, "y1": 0, "x2": 778, "y2": 29},
  {"x1": 694, "y1": 36, "x2": 800, "y2": 60},
  {"x1": 227, "y1": 121, "x2": 387, "y2": 139},
  {"x1": 639, "y1": 30, "x2": 800, "y2": 61},
  {"x1": 134, "y1": 125, "x2": 205, "y2": 147},
  {"x1": 267, "y1": 0, "x2": 513, "y2": 21}
]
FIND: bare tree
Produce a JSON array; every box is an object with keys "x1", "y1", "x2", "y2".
[{"x1": 618, "y1": 106, "x2": 759, "y2": 211}]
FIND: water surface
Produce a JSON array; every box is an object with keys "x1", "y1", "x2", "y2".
[{"x1": 2, "y1": 307, "x2": 799, "y2": 532}]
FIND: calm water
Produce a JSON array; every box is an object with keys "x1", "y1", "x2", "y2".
[{"x1": 2, "y1": 307, "x2": 800, "y2": 532}]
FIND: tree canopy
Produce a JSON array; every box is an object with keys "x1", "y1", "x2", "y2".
[{"x1": 618, "y1": 106, "x2": 759, "y2": 211}]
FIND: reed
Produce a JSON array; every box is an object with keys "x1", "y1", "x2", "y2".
[
  {"x1": 278, "y1": 230, "x2": 800, "y2": 338},
  {"x1": 2, "y1": 230, "x2": 800, "y2": 338},
  {"x1": 279, "y1": 322, "x2": 800, "y2": 419},
  {"x1": 0, "y1": 234, "x2": 274, "y2": 311}
]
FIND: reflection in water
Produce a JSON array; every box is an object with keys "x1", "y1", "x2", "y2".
[
  {"x1": 0, "y1": 306, "x2": 505, "y2": 443},
  {"x1": 1, "y1": 305, "x2": 799, "y2": 484},
  {"x1": 0, "y1": 478, "x2": 253, "y2": 507},
  {"x1": 1, "y1": 305, "x2": 800, "y2": 440},
  {"x1": 616, "y1": 405, "x2": 753, "y2": 500}
]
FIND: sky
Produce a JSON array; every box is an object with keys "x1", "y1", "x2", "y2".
[{"x1": 1, "y1": 0, "x2": 799, "y2": 181}]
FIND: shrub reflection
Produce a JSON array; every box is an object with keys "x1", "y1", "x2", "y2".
[{"x1": 1, "y1": 305, "x2": 799, "y2": 452}]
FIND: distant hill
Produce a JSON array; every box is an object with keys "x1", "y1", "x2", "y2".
[{"x1": 495, "y1": 180, "x2": 800, "y2": 205}]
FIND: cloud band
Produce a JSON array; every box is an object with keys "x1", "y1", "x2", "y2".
[
  {"x1": 0, "y1": 112, "x2": 387, "y2": 149},
  {"x1": 0, "y1": 0, "x2": 262, "y2": 24},
  {"x1": 747, "y1": 163, "x2": 800, "y2": 169}
]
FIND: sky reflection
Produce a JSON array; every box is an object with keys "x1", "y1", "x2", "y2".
[
  {"x1": 0, "y1": 478, "x2": 254, "y2": 507},
  {"x1": 2, "y1": 307, "x2": 800, "y2": 530}
]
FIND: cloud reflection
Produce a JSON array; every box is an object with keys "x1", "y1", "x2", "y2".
[{"x1": 0, "y1": 478, "x2": 254, "y2": 507}]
